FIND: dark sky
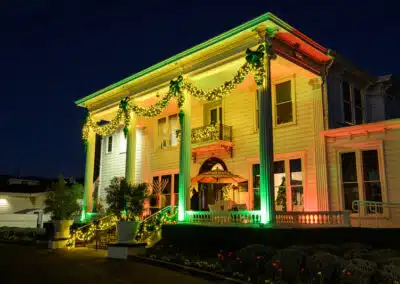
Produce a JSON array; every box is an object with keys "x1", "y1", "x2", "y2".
[{"x1": 0, "y1": 0, "x2": 398, "y2": 178}]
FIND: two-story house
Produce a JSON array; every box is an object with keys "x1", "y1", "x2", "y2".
[{"x1": 76, "y1": 12, "x2": 400, "y2": 228}]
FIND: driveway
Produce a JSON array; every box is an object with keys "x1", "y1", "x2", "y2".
[{"x1": 0, "y1": 244, "x2": 214, "y2": 284}]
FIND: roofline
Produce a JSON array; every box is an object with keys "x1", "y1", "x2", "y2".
[{"x1": 75, "y1": 12, "x2": 327, "y2": 106}]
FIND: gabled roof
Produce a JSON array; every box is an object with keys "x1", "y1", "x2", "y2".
[{"x1": 75, "y1": 12, "x2": 331, "y2": 107}]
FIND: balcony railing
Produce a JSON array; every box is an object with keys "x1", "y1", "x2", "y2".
[
  {"x1": 176, "y1": 124, "x2": 232, "y2": 145},
  {"x1": 183, "y1": 210, "x2": 351, "y2": 227},
  {"x1": 351, "y1": 200, "x2": 400, "y2": 228}
]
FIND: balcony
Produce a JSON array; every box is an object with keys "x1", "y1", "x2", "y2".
[{"x1": 177, "y1": 124, "x2": 233, "y2": 162}]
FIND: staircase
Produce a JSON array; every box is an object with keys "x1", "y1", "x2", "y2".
[{"x1": 68, "y1": 206, "x2": 178, "y2": 249}]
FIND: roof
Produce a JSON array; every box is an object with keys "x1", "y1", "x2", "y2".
[
  {"x1": 0, "y1": 175, "x2": 53, "y2": 194},
  {"x1": 75, "y1": 12, "x2": 330, "y2": 107}
]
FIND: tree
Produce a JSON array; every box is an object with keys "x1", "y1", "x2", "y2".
[
  {"x1": 105, "y1": 177, "x2": 148, "y2": 221},
  {"x1": 44, "y1": 175, "x2": 82, "y2": 220}
]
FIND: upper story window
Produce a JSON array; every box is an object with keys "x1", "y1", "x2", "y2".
[
  {"x1": 210, "y1": 107, "x2": 222, "y2": 125},
  {"x1": 106, "y1": 135, "x2": 113, "y2": 153},
  {"x1": 342, "y1": 81, "x2": 364, "y2": 125},
  {"x1": 275, "y1": 80, "x2": 293, "y2": 125},
  {"x1": 340, "y1": 149, "x2": 383, "y2": 212},
  {"x1": 158, "y1": 114, "x2": 178, "y2": 149}
]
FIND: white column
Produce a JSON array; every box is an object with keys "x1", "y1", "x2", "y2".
[
  {"x1": 83, "y1": 130, "x2": 95, "y2": 216},
  {"x1": 311, "y1": 77, "x2": 329, "y2": 210},
  {"x1": 178, "y1": 91, "x2": 192, "y2": 221},
  {"x1": 125, "y1": 114, "x2": 137, "y2": 185},
  {"x1": 258, "y1": 32, "x2": 276, "y2": 224}
]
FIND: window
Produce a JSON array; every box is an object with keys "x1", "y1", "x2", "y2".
[
  {"x1": 354, "y1": 88, "x2": 363, "y2": 124},
  {"x1": 251, "y1": 156, "x2": 304, "y2": 211},
  {"x1": 106, "y1": 135, "x2": 113, "y2": 153},
  {"x1": 340, "y1": 152, "x2": 359, "y2": 211},
  {"x1": 275, "y1": 80, "x2": 293, "y2": 125},
  {"x1": 273, "y1": 161, "x2": 286, "y2": 211},
  {"x1": 152, "y1": 173, "x2": 179, "y2": 208},
  {"x1": 342, "y1": 81, "x2": 352, "y2": 124},
  {"x1": 158, "y1": 114, "x2": 178, "y2": 149},
  {"x1": 340, "y1": 149, "x2": 383, "y2": 213},
  {"x1": 342, "y1": 81, "x2": 364, "y2": 125},
  {"x1": 252, "y1": 164, "x2": 260, "y2": 210},
  {"x1": 120, "y1": 131, "x2": 127, "y2": 153},
  {"x1": 210, "y1": 107, "x2": 222, "y2": 125}
]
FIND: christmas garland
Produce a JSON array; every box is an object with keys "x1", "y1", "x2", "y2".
[{"x1": 82, "y1": 45, "x2": 265, "y2": 146}]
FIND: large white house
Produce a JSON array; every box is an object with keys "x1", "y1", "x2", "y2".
[{"x1": 76, "y1": 13, "x2": 400, "y2": 228}]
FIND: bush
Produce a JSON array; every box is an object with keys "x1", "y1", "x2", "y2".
[
  {"x1": 306, "y1": 252, "x2": 344, "y2": 282},
  {"x1": 266, "y1": 248, "x2": 306, "y2": 283},
  {"x1": 376, "y1": 264, "x2": 400, "y2": 283},
  {"x1": 341, "y1": 258, "x2": 377, "y2": 284}
]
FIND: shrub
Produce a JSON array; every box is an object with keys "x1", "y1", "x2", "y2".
[
  {"x1": 376, "y1": 264, "x2": 400, "y2": 283},
  {"x1": 266, "y1": 248, "x2": 306, "y2": 283},
  {"x1": 306, "y1": 252, "x2": 344, "y2": 282},
  {"x1": 341, "y1": 258, "x2": 377, "y2": 284}
]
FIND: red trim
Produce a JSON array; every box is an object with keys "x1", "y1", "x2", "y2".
[
  {"x1": 322, "y1": 120, "x2": 400, "y2": 138},
  {"x1": 192, "y1": 141, "x2": 233, "y2": 154}
]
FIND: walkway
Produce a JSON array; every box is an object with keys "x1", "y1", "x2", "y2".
[{"x1": 0, "y1": 244, "x2": 214, "y2": 284}]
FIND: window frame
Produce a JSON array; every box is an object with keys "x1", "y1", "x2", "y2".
[
  {"x1": 105, "y1": 135, "x2": 113, "y2": 154},
  {"x1": 151, "y1": 169, "x2": 179, "y2": 207},
  {"x1": 337, "y1": 141, "x2": 387, "y2": 216},
  {"x1": 157, "y1": 113, "x2": 179, "y2": 149},
  {"x1": 209, "y1": 106, "x2": 223, "y2": 125},
  {"x1": 341, "y1": 80, "x2": 365, "y2": 125},
  {"x1": 248, "y1": 151, "x2": 306, "y2": 211},
  {"x1": 271, "y1": 76, "x2": 297, "y2": 128}
]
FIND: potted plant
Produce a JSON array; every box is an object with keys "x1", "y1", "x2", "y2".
[
  {"x1": 105, "y1": 177, "x2": 147, "y2": 243},
  {"x1": 44, "y1": 176, "x2": 82, "y2": 245}
]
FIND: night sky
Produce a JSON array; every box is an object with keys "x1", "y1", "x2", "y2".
[{"x1": 0, "y1": 0, "x2": 398, "y2": 179}]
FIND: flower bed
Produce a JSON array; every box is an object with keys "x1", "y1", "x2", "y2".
[{"x1": 144, "y1": 242, "x2": 400, "y2": 283}]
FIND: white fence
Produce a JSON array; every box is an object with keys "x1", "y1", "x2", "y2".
[{"x1": 0, "y1": 214, "x2": 39, "y2": 228}]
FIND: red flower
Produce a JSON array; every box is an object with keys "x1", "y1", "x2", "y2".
[
  {"x1": 272, "y1": 263, "x2": 277, "y2": 267},
  {"x1": 278, "y1": 268, "x2": 283, "y2": 272},
  {"x1": 346, "y1": 271, "x2": 351, "y2": 276}
]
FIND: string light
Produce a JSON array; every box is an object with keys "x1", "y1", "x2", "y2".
[{"x1": 81, "y1": 46, "x2": 265, "y2": 146}]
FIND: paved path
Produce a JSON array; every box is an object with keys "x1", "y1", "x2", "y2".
[{"x1": 0, "y1": 244, "x2": 214, "y2": 284}]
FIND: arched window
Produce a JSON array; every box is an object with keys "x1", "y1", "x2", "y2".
[{"x1": 199, "y1": 157, "x2": 227, "y2": 174}]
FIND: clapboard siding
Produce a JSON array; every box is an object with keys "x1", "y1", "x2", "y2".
[{"x1": 98, "y1": 128, "x2": 144, "y2": 201}]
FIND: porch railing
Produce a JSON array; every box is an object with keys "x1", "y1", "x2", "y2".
[
  {"x1": 185, "y1": 210, "x2": 262, "y2": 225},
  {"x1": 176, "y1": 123, "x2": 233, "y2": 145},
  {"x1": 275, "y1": 211, "x2": 351, "y2": 227},
  {"x1": 352, "y1": 200, "x2": 400, "y2": 228},
  {"x1": 184, "y1": 210, "x2": 351, "y2": 227}
]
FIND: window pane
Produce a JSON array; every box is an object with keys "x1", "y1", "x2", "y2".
[
  {"x1": 276, "y1": 102, "x2": 293, "y2": 124},
  {"x1": 174, "y1": 174, "x2": 179, "y2": 193},
  {"x1": 252, "y1": 164, "x2": 260, "y2": 188},
  {"x1": 355, "y1": 106, "x2": 363, "y2": 124},
  {"x1": 273, "y1": 161, "x2": 285, "y2": 174},
  {"x1": 210, "y1": 109, "x2": 217, "y2": 124},
  {"x1": 365, "y1": 182, "x2": 382, "y2": 202},
  {"x1": 107, "y1": 136, "x2": 113, "y2": 152},
  {"x1": 292, "y1": 186, "x2": 303, "y2": 206},
  {"x1": 342, "y1": 81, "x2": 350, "y2": 102},
  {"x1": 343, "y1": 183, "x2": 359, "y2": 211},
  {"x1": 252, "y1": 164, "x2": 260, "y2": 210},
  {"x1": 344, "y1": 101, "x2": 352, "y2": 123},
  {"x1": 169, "y1": 114, "x2": 178, "y2": 146},
  {"x1": 276, "y1": 81, "x2": 291, "y2": 103},
  {"x1": 341, "y1": 152, "x2": 357, "y2": 182},
  {"x1": 161, "y1": 175, "x2": 171, "y2": 194},
  {"x1": 290, "y1": 159, "x2": 302, "y2": 186},
  {"x1": 362, "y1": 150, "x2": 380, "y2": 181},
  {"x1": 158, "y1": 117, "x2": 167, "y2": 148},
  {"x1": 354, "y1": 88, "x2": 362, "y2": 107}
]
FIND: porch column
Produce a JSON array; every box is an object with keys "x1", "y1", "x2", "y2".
[
  {"x1": 125, "y1": 113, "x2": 137, "y2": 185},
  {"x1": 82, "y1": 129, "x2": 95, "y2": 220},
  {"x1": 178, "y1": 91, "x2": 192, "y2": 221},
  {"x1": 258, "y1": 32, "x2": 276, "y2": 224}
]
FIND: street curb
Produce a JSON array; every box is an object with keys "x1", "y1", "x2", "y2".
[{"x1": 129, "y1": 255, "x2": 247, "y2": 283}]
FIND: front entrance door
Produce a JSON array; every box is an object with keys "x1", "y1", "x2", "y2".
[{"x1": 199, "y1": 183, "x2": 225, "y2": 210}]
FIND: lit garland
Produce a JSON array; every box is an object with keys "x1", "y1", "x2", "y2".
[
  {"x1": 81, "y1": 45, "x2": 265, "y2": 145},
  {"x1": 176, "y1": 124, "x2": 220, "y2": 144}
]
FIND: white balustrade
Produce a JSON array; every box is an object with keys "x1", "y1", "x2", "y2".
[{"x1": 275, "y1": 211, "x2": 351, "y2": 227}]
